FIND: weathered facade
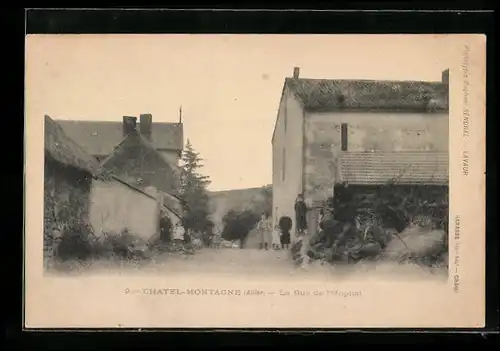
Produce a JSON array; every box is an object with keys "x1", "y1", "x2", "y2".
[
  {"x1": 100, "y1": 116, "x2": 180, "y2": 196},
  {"x1": 89, "y1": 176, "x2": 181, "y2": 241},
  {"x1": 44, "y1": 115, "x2": 106, "y2": 258},
  {"x1": 271, "y1": 68, "x2": 450, "y2": 236}
]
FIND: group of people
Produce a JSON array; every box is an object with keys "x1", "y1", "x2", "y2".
[
  {"x1": 165, "y1": 192, "x2": 355, "y2": 254},
  {"x1": 256, "y1": 192, "x2": 362, "y2": 254},
  {"x1": 256, "y1": 193, "x2": 310, "y2": 251},
  {"x1": 168, "y1": 219, "x2": 221, "y2": 251},
  {"x1": 256, "y1": 212, "x2": 292, "y2": 250}
]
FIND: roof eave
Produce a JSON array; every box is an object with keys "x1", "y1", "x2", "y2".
[
  {"x1": 336, "y1": 180, "x2": 449, "y2": 186},
  {"x1": 303, "y1": 106, "x2": 449, "y2": 114},
  {"x1": 271, "y1": 80, "x2": 288, "y2": 144},
  {"x1": 272, "y1": 78, "x2": 305, "y2": 144}
]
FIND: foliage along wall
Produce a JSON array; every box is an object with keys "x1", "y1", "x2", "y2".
[
  {"x1": 44, "y1": 158, "x2": 93, "y2": 259},
  {"x1": 333, "y1": 183, "x2": 449, "y2": 233}
]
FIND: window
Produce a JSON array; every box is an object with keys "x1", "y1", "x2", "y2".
[
  {"x1": 341, "y1": 123, "x2": 348, "y2": 151},
  {"x1": 282, "y1": 148, "x2": 286, "y2": 182}
]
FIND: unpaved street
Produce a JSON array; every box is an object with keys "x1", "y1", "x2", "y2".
[{"x1": 50, "y1": 246, "x2": 447, "y2": 282}]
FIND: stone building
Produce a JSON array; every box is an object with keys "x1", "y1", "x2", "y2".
[
  {"x1": 98, "y1": 116, "x2": 184, "y2": 224},
  {"x1": 45, "y1": 114, "x2": 182, "y2": 246},
  {"x1": 271, "y1": 67, "x2": 449, "y2": 236}
]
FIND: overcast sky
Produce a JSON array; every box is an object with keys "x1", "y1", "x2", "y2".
[{"x1": 26, "y1": 34, "x2": 451, "y2": 191}]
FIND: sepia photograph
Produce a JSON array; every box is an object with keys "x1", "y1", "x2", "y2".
[{"x1": 24, "y1": 34, "x2": 486, "y2": 328}]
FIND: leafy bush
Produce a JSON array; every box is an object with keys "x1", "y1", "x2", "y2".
[
  {"x1": 221, "y1": 209, "x2": 260, "y2": 241},
  {"x1": 159, "y1": 213, "x2": 173, "y2": 243},
  {"x1": 55, "y1": 222, "x2": 95, "y2": 261},
  {"x1": 334, "y1": 183, "x2": 448, "y2": 234},
  {"x1": 93, "y1": 228, "x2": 150, "y2": 260}
]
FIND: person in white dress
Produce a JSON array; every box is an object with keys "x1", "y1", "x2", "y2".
[
  {"x1": 256, "y1": 212, "x2": 272, "y2": 250},
  {"x1": 172, "y1": 221, "x2": 185, "y2": 249},
  {"x1": 272, "y1": 224, "x2": 281, "y2": 250}
]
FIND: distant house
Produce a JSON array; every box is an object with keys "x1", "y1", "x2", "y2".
[
  {"x1": 56, "y1": 113, "x2": 183, "y2": 166},
  {"x1": 271, "y1": 67, "x2": 449, "y2": 235}
]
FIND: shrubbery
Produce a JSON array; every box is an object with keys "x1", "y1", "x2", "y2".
[
  {"x1": 47, "y1": 223, "x2": 153, "y2": 266},
  {"x1": 221, "y1": 209, "x2": 260, "y2": 241},
  {"x1": 55, "y1": 222, "x2": 94, "y2": 261},
  {"x1": 92, "y1": 229, "x2": 150, "y2": 261},
  {"x1": 293, "y1": 183, "x2": 449, "y2": 269}
]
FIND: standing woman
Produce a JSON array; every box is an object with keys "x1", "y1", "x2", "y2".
[
  {"x1": 278, "y1": 215, "x2": 293, "y2": 250},
  {"x1": 294, "y1": 194, "x2": 308, "y2": 236}
]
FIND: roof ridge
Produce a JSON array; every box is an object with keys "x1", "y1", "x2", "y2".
[
  {"x1": 340, "y1": 151, "x2": 449, "y2": 154},
  {"x1": 57, "y1": 119, "x2": 181, "y2": 125},
  {"x1": 99, "y1": 133, "x2": 130, "y2": 167},
  {"x1": 284, "y1": 76, "x2": 449, "y2": 113},
  {"x1": 55, "y1": 118, "x2": 184, "y2": 154},
  {"x1": 286, "y1": 77, "x2": 444, "y2": 84}
]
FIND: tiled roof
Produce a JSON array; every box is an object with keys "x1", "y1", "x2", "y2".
[
  {"x1": 286, "y1": 78, "x2": 448, "y2": 113},
  {"x1": 56, "y1": 120, "x2": 183, "y2": 157},
  {"x1": 44, "y1": 115, "x2": 105, "y2": 178},
  {"x1": 338, "y1": 151, "x2": 449, "y2": 185}
]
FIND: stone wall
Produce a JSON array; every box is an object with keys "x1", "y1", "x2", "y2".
[
  {"x1": 44, "y1": 158, "x2": 92, "y2": 257},
  {"x1": 89, "y1": 178, "x2": 158, "y2": 240},
  {"x1": 303, "y1": 111, "x2": 449, "y2": 203}
]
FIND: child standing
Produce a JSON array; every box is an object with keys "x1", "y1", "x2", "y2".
[{"x1": 272, "y1": 224, "x2": 281, "y2": 250}]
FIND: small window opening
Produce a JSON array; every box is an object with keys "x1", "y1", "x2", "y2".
[{"x1": 341, "y1": 123, "x2": 348, "y2": 151}]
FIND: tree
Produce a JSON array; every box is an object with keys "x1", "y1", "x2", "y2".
[
  {"x1": 180, "y1": 140, "x2": 212, "y2": 232},
  {"x1": 258, "y1": 185, "x2": 272, "y2": 217},
  {"x1": 221, "y1": 209, "x2": 260, "y2": 242}
]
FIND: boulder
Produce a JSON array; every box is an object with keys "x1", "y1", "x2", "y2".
[{"x1": 382, "y1": 226, "x2": 446, "y2": 262}]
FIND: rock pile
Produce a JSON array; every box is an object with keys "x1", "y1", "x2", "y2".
[{"x1": 292, "y1": 224, "x2": 447, "y2": 269}]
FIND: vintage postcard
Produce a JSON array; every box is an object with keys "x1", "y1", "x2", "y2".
[{"x1": 24, "y1": 34, "x2": 486, "y2": 329}]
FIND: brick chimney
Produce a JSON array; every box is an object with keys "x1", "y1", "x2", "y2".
[
  {"x1": 122, "y1": 116, "x2": 137, "y2": 137},
  {"x1": 442, "y1": 69, "x2": 449, "y2": 85},
  {"x1": 139, "y1": 113, "x2": 153, "y2": 141},
  {"x1": 293, "y1": 67, "x2": 300, "y2": 79}
]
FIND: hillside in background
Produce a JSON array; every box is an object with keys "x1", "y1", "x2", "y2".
[{"x1": 208, "y1": 185, "x2": 272, "y2": 233}]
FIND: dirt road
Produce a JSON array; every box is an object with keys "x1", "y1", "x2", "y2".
[{"x1": 49, "y1": 246, "x2": 447, "y2": 282}]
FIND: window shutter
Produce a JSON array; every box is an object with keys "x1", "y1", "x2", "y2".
[{"x1": 341, "y1": 123, "x2": 348, "y2": 151}]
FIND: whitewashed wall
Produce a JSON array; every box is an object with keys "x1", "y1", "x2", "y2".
[{"x1": 89, "y1": 179, "x2": 158, "y2": 241}]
